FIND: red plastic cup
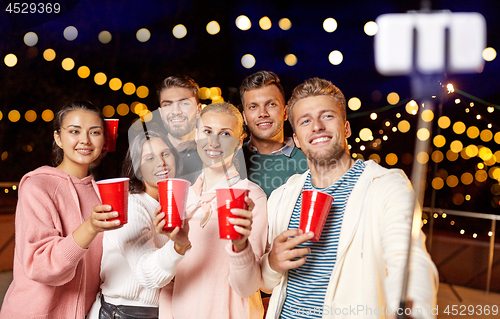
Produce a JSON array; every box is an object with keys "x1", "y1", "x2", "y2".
[
  {"x1": 96, "y1": 177, "x2": 130, "y2": 225},
  {"x1": 103, "y1": 119, "x2": 119, "y2": 152},
  {"x1": 299, "y1": 190, "x2": 334, "y2": 242},
  {"x1": 216, "y1": 188, "x2": 249, "y2": 240},
  {"x1": 157, "y1": 179, "x2": 191, "y2": 231}
]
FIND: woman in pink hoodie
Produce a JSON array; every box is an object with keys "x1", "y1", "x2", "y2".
[{"x1": 0, "y1": 101, "x2": 122, "y2": 319}]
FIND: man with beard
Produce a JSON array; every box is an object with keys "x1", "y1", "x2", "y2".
[
  {"x1": 158, "y1": 75, "x2": 202, "y2": 184},
  {"x1": 259, "y1": 78, "x2": 438, "y2": 319},
  {"x1": 240, "y1": 71, "x2": 307, "y2": 197}
]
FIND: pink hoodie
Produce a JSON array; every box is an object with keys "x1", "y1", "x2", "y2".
[{"x1": 0, "y1": 166, "x2": 103, "y2": 319}]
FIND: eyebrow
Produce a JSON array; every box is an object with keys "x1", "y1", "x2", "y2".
[
  {"x1": 161, "y1": 97, "x2": 191, "y2": 104},
  {"x1": 246, "y1": 98, "x2": 279, "y2": 107},
  {"x1": 65, "y1": 125, "x2": 103, "y2": 129},
  {"x1": 295, "y1": 109, "x2": 336, "y2": 123},
  {"x1": 202, "y1": 125, "x2": 234, "y2": 133},
  {"x1": 141, "y1": 147, "x2": 171, "y2": 158}
]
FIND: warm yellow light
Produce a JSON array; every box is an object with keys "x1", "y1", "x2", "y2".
[
  {"x1": 461, "y1": 173, "x2": 473, "y2": 185},
  {"x1": 446, "y1": 150, "x2": 459, "y2": 161},
  {"x1": 136, "y1": 86, "x2": 149, "y2": 98},
  {"x1": 359, "y1": 128, "x2": 372, "y2": 141},
  {"x1": 24, "y1": 32, "x2": 38, "y2": 46},
  {"x1": 284, "y1": 54, "x2": 297, "y2": 66},
  {"x1": 387, "y1": 92, "x2": 400, "y2": 105},
  {"x1": 421, "y1": 109, "x2": 434, "y2": 122},
  {"x1": 487, "y1": 106, "x2": 494, "y2": 113},
  {"x1": 465, "y1": 144, "x2": 478, "y2": 157},
  {"x1": 123, "y1": 83, "x2": 136, "y2": 95},
  {"x1": 417, "y1": 128, "x2": 430, "y2": 141},
  {"x1": 452, "y1": 121, "x2": 466, "y2": 134},
  {"x1": 368, "y1": 154, "x2": 381, "y2": 163},
  {"x1": 279, "y1": 18, "x2": 292, "y2": 30},
  {"x1": 495, "y1": 132, "x2": 500, "y2": 145},
  {"x1": 117, "y1": 103, "x2": 129, "y2": 116},
  {"x1": 4, "y1": 54, "x2": 18, "y2": 67},
  {"x1": 241, "y1": 54, "x2": 256, "y2": 68},
  {"x1": 173, "y1": 24, "x2": 187, "y2": 39},
  {"x1": 489, "y1": 167, "x2": 500, "y2": 180},
  {"x1": 450, "y1": 140, "x2": 463, "y2": 153},
  {"x1": 64, "y1": 26, "x2": 78, "y2": 41},
  {"x1": 61, "y1": 58, "x2": 75, "y2": 71},
  {"x1": 102, "y1": 105, "x2": 115, "y2": 117},
  {"x1": 446, "y1": 175, "x2": 459, "y2": 187},
  {"x1": 476, "y1": 114, "x2": 481, "y2": 120},
  {"x1": 1, "y1": 152, "x2": 8, "y2": 161},
  {"x1": 323, "y1": 18, "x2": 337, "y2": 32},
  {"x1": 370, "y1": 113, "x2": 377, "y2": 120},
  {"x1": 364, "y1": 21, "x2": 378, "y2": 36},
  {"x1": 77, "y1": 66, "x2": 90, "y2": 78},
  {"x1": 137, "y1": 28, "x2": 151, "y2": 42},
  {"x1": 209, "y1": 87, "x2": 221, "y2": 98},
  {"x1": 109, "y1": 78, "x2": 122, "y2": 91},
  {"x1": 94, "y1": 72, "x2": 107, "y2": 85},
  {"x1": 198, "y1": 87, "x2": 210, "y2": 100},
  {"x1": 455, "y1": 99, "x2": 461, "y2": 104},
  {"x1": 416, "y1": 152, "x2": 429, "y2": 164},
  {"x1": 43, "y1": 49, "x2": 56, "y2": 61},
  {"x1": 478, "y1": 147, "x2": 493, "y2": 161},
  {"x1": 25, "y1": 110, "x2": 37, "y2": 122},
  {"x1": 259, "y1": 16, "x2": 272, "y2": 30},
  {"x1": 475, "y1": 170, "x2": 488, "y2": 182},
  {"x1": 482, "y1": 47, "x2": 497, "y2": 61},
  {"x1": 478, "y1": 163, "x2": 484, "y2": 170},
  {"x1": 405, "y1": 100, "x2": 418, "y2": 115},
  {"x1": 236, "y1": 15, "x2": 251, "y2": 31},
  {"x1": 385, "y1": 153, "x2": 398, "y2": 166},
  {"x1": 98, "y1": 31, "x2": 112, "y2": 44},
  {"x1": 348, "y1": 97, "x2": 361, "y2": 111},
  {"x1": 438, "y1": 116, "x2": 451, "y2": 129},
  {"x1": 466, "y1": 126, "x2": 479, "y2": 139},
  {"x1": 431, "y1": 151, "x2": 444, "y2": 163},
  {"x1": 447, "y1": 83, "x2": 455, "y2": 93},
  {"x1": 480, "y1": 129, "x2": 493, "y2": 142},
  {"x1": 396, "y1": 120, "x2": 410, "y2": 133},
  {"x1": 496, "y1": 150, "x2": 500, "y2": 163},
  {"x1": 206, "y1": 21, "x2": 220, "y2": 35},
  {"x1": 134, "y1": 102, "x2": 147, "y2": 115},
  {"x1": 433, "y1": 135, "x2": 446, "y2": 148},
  {"x1": 460, "y1": 229, "x2": 465, "y2": 234},
  {"x1": 328, "y1": 50, "x2": 343, "y2": 65},
  {"x1": 0, "y1": 110, "x2": 2, "y2": 121},
  {"x1": 488, "y1": 231, "x2": 493, "y2": 237},
  {"x1": 432, "y1": 177, "x2": 444, "y2": 190},
  {"x1": 42, "y1": 109, "x2": 54, "y2": 122},
  {"x1": 8, "y1": 110, "x2": 21, "y2": 122}
]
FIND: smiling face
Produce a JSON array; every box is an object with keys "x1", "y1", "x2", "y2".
[
  {"x1": 292, "y1": 95, "x2": 351, "y2": 163},
  {"x1": 196, "y1": 111, "x2": 242, "y2": 169},
  {"x1": 159, "y1": 86, "x2": 200, "y2": 140},
  {"x1": 54, "y1": 109, "x2": 105, "y2": 176},
  {"x1": 242, "y1": 85, "x2": 287, "y2": 143},
  {"x1": 139, "y1": 137, "x2": 176, "y2": 195}
]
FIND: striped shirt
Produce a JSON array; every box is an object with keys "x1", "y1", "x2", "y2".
[{"x1": 280, "y1": 160, "x2": 366, "y2": 319}]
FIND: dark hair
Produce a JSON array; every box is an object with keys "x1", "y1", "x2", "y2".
[
  {"x1": 239, "y1": 70, "x2": 285, "y2": 105},
  {"x1": 157, "y1": 75, "x2": 200, "y2": 104},
  {"x1": 287, "y1": 77, "x2": 346, "y2": 130},
  {"x1": 122, "y1": 130, "x2": 183, "y2": 194},
  {"x1": 52, "y1": 100, "x2": 106, "y2": 166}
]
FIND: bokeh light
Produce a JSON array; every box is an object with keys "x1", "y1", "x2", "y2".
[
  {"x1": 109, "y1": 78, "x2": 122, "y2": 91},
  {"x1": 482, "y1": 47, "x2": 496, "y2": 61},
  {"x1": 385, "y1": 153, "x2": 398, "y2": 166},
  {"x1": 137, "y1": 28, "x2": 151, "y2": 42},
  {"x1": 43, "y1": 49, "x2": 56, "y2": 61},
  {"x1": 64, "y1": 26, "x2": 78, "y2": 41},
  {"x1": 24, "y1": 32, "x2": 38, "y2": 46},
  {"x1": 8, "y1": 110, "x2": 21, "y2": 122},
  {"x1": 369, "y1": 154, "x2": 381, "y2": 163},
  {"x1": 137, "y1": 86, "x2": 149, "y2": 98},
  {"x1": 421, "y1": 109, "x2": 434, "y2": 122},
  {"x1": 475, "y1": 170, "x2": 488, "y2": 183},
  {"x1": 206, "y1": 21, "x2": 220, "y2": 35},
  {"x1": 359, "y1": 128, "x2": 372, "y2": 141},
  {"x1": 446, "y1": 175, "x2": 459, "y2": 188},
  {"x1": 4, "y1": 54, "x2": 18, "y2": 67},
  {"x1": 387, "y1": 92, "x2": 400, "y2": 105},
  {"x1": 465, "y1": 144, "x2": 479, "y2": 157},
  {"x1": 466, "y1": 126, "x2": 479, "y2": 139},
  {"x1": 405, "y1": 100, "x2": 418, "y2": 115},
  {"x1": 438, "y1": 116, "x2": 451, "y2": 129},
  {"x1": 198, "y1": 87, "x2": 210, "y2": 100},
  {"x1": 279, "y1": 18, "x2": 292, "y2": 30},
  {"x1": 461, "y1": 173, "x2": 474, "y2": 185},
  {"x1": 259, "y1": 17, "x2": 272, "y2": 30},
  {"x1": 364, "y1": 21, "x2": 378, "y2": 36},
  {"x1": 78, "y1": 66, "x2": 90, "y2": 78},
  {"x1": 446, "y1": 150, "x2": 459, "y2": 161},
  {"x1": 123, "y1": 82, "x2": 136, "y2": 95},
  {"x1": 94, "y1": 72, "x2": 107, "y2": 85},
  {"x1": 42, "y1": 109, "x2": 54, "y2": 122},
  {"x1": 432, "y1": 177, "x2": 444, "y2": 190},
  {"x1": 328, "y1": 50, "x2": 343, "y2": 65},
  {"x1": 450, "y1": 140, "x2": 463, "y2": 153},
  {"x1": 102, "y1": 105, "x2": 115, "y2": 117},
  {"x1": 117, "y1": 103, "x2": 129, "y2": 116},
  {"x1": 416, "y1": 152, "x2": 429, "y2": 164},
  {"x1": 98, "y1": 31, "x2": 112, "y2": 44},
  {"x1": 236, "y1": 15, "x2": 251, "y2": 30},
  {"x1": 495, "y1": 132, "x2": 500, "y2": 144},
  {"x1": 433, "y1": 135, "x2": 446, "y2": 148},
  {"x1": 173, "y1": 24, "x2": 187, "y2": 38},
  {"x1": 370, "y1": 113, "x2": 377, "y2": 120},
  {"x1": 348, "y1": 97, "x2": 361, "y2": 111},
  {"x1": 25, "y1": 110, "x2": 37, "y2": 122},
  {"x1": 61, "y1": 58, "x2": 75, "y2": 71},
  {"x1": 323, "y1": 18, "x2": 337, "y2": 32},
  {"x1": 452, "y1": 121, "x2": 466, "y2": 134},
  {"x1": 241, "y1": 54, "x2": 256, "y2": 68},
  {"x1": 480, "y1": 129, "x2": 493, "y2": 142},
  {"x1": 431, "y1": 150, "x2": 444, "y2": 163},
  {"x1": 284, "y1": 54, "x2": 297, "y2": 66},
  {"x1": 417, "y1": 128, "x2": 430, "y2": 141}
]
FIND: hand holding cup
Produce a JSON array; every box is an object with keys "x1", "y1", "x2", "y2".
[
  {"x1": 154, "y1": 205, "x2": 191, "y2": 255},
  {"x1": 228, "y1": 196, "x2": 255, "y2": 252}
]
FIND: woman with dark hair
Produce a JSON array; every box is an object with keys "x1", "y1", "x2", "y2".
[
  {"x1": 88, "y1": 130, "x2": 190, "y2": 319},
  {"x1": 0, "y1": 101, "x2": 122, "y2": 319}
]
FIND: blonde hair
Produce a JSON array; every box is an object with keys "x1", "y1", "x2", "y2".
[
  {"x1": 287, "y1": 77, "x2": 346, "y2": 130},
  {"x1": 199, "y1": 102, "x2": 246, "y2": 139}
]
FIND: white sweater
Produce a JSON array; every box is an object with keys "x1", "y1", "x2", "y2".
[
  {"x1": 88, "y1": 192, "x2": 185, "y2": 318},
  {"x1": 260, "y1": 160, "x2": 438, "y2": 319}
]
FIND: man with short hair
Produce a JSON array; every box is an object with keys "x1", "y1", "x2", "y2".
[
  {"x1": 240, "y1": 70, "x2": 307, "y2": 197},
  {"x1": 158, "y1": 75, "x2": 203, "y2": 184},
  {"x1": 260, "y1": 77, "x2": 438, "y2": 319}
]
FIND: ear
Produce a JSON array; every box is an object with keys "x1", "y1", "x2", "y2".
[
  {"x1": 283, "y1": 105, "x2": 288, "y2": 121},
  {"x1": 242, "y1": 111, "x2": 248, "y2": 126},
  {"x1": 196, "y1": 103, "x2": 202, "y2": 116},
  {"x1": 293, "y1": 133, "x2": 301, "y2": 149},
  {"x1": 345, "y1": 121, "x2": 352, "y2": 138},
  {"x1": 54, "y1": 130, "x2": 63, "y2": 149}
]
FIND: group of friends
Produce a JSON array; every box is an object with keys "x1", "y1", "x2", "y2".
[{"x1": 0, "y1": 71, "x2": 439, "y2": 319}]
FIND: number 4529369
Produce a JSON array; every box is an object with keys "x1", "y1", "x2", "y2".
[
  {"x1": 443, "y1": 305, "x2": 498, "y2": 316},
  {"x1": 5, "y1": 3, "x2": 61, "y2": 14}
]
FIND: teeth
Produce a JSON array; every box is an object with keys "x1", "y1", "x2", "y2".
[
  {"x1": 76, "y1": 149, "x2": 92, "y2": 154},
  {"x1": 311, "y1": 137, "x2": 331, "y2": 144},
  {"x1": 207, "y1": 150, "x2": 222, "y2": 156},
  {"x1": 155, "y1": 171, "x2": 169, "y2": 177},
  {"x1": 257, "y1": 123, "x2": 272, "y2": 127}
]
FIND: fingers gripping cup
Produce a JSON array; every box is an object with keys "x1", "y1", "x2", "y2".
[
  {"x1": 103, "y1": 119, "x2": 119, "y2": 152},
  {"x1": 96, "y1": 177, "x2": 130, "y2": 225},
  {"x1": 299, "y1": 190, "x2": 334, "y2": 242},
  {"x1": 158, "y1": 179, "x2": 191, "y2": 231},
  {"x1": 216, "y1": 188, "x2": 249, "y2": 240}
]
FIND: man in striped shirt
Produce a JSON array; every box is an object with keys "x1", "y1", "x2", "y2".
[{"x1": 260, "y1": 78, "x2": 438, "y2": 319}]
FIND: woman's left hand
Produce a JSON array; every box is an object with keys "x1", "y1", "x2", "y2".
[{"x1": 229, "y1": 196, "x2": 255, "y2": 252}]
